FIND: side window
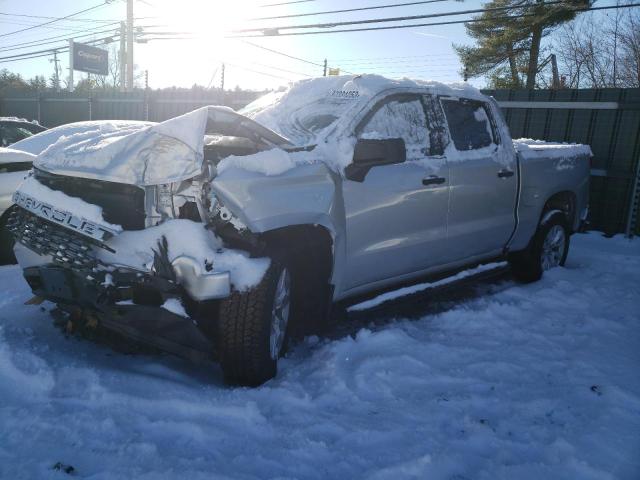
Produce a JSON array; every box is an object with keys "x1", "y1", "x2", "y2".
[
  {"x1": 441, "y1": 99, "x2": 496, "y2": 151},
  {"x1": 1, "y1": 125, "x2": 33, "y2": 146},
  {"x1": 359, "y1": 97, "x2": 428, "y2": 160}
]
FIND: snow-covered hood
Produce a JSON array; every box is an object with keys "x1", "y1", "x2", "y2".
[
  {"x1": 34, "y1": 107, "x2": 289, "y2": 186},
  {"x1": 0, "y1": 147, "x2": 36, "y2": 165},
  {"x1": 11, "y1": 120, "x2": 151, "y2": 156}
]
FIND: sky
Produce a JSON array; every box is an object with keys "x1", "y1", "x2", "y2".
[{"x1": 0, "y1": 0, "x2": 623, "y2": 91}]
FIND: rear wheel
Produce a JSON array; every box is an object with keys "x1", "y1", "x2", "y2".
[
  {"x1": 509, "y1": 211, "x2": 570, "y2": 283},
  {"x1": 217, "y1": 261, "x2": 291, "y2": 386}
]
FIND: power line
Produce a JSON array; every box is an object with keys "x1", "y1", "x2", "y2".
[
  {"x1": 0, "y1": 25, "x2": 121, "y2": 53},
  {"x1": 241, "y1": 40, "x2": 325, "y2": 68},
  {"x1": 234, "y1": 0, "x2": 566, "y2": 34},
  {"x1": 259, "y1": 0, "x2": 320, "y2": 7},
  {"x1": 249, "y1": 61, "x2": 313, "y2": 77},
  {"x1": 230, "y1": 3, "x2": 640, "y2": 37},
  {"x1": 0, "y1": 1, "x2": 112, "y2": 39},
  {"x1": 0, "y1": 12, "x2": 120, "y2": 23},
  {"x1": 333, "y1": 58, "x2": 461, "y2": 66},
  {"x1": 0, "y1": 19, "x2": 110, "y2": 33},
  {"x1": 0, "y1": 22, "x2": 161, "y2": 53},
  {"x1": 0, "y1": 35, "x2": 115, "y2": 63},
  {"x1": 223, "y1": 61, "x2": 295, "y2": 81},
  {"x1": 240, "y1": 40, "x2": 355, "y2": 74},
  {"x1": 251, "y1": 0, "x2": 454, "y2": 21},
  {"x1": 331, "y1": 53, "x2": 460, "y2": 62}
]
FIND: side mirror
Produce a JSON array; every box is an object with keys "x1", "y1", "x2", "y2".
[{"x1": 345, "y1": 137, "x2": 406, "y2": 182}]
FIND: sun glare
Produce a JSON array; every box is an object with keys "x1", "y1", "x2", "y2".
[{"x1": 137, "y1": 0, "x2": 289, "y2": 89}]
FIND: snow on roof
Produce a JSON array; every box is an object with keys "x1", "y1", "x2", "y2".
[
  {"x1": 240, "y1": 74, "x2": 485, "y2": 146},
  {"x1": 0, "y1": 116, "x2": 39, "y2": 125}
]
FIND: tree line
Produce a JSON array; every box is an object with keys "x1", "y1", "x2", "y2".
[{"x1": 457, "y1": 0, "x2": 640, "y2": 89}]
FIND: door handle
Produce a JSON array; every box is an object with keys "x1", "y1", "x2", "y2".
[
  {"x1": 422, "y1": 175, "x2": 446, "y2": 186},
  {"x1": 497, "y1": 169, "x2": 515, "y2": 178}
]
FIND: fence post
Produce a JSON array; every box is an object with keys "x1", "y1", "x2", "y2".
[
  {"x1": 144, "y1": 88, "x2": 149, "y2": 121},
  {"x1": 37, "y1": 92, "x2": 42, "y2": 124},
  {"x1": 625, "y1": 153, "x2": 640, "y2": 237},
  {"x1": 88, "y1": 95, "x2": 93, "y2": 121}
]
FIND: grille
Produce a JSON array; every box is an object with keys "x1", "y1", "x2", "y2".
[
  {"x1": 7, "y1": 207, "x2": 102, "y2": 272},
  {"x1": 34, "y1": 169, "x2": 146, "y2": 230}
]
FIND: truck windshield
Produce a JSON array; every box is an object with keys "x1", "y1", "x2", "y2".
[{"x1": 239, "y1": 89, "x2": 361, "y2": 146}]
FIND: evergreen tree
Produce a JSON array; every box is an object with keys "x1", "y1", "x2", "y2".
[
  {"x1": 456, "y1": 0, "x2": 592, "y2": 88},
  {"x1": 28, "y1": 75, "x2": 47, "y2": 91},
  {"x1": 0, "y1": 69, "x2": 29, "y2": 91}
]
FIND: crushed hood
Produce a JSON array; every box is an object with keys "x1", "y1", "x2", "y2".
[{"x1": 34, "y1": 106, "x2": 290, "y2": 186}]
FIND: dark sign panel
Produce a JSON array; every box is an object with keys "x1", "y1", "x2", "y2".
[{"x1": 72, "y1": 42, "x2": 108, "y2": 75}]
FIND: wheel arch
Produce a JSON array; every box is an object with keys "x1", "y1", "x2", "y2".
[
  {"x1": 259, "y1": 223, "x2": 335, "y2": 337},
  {"x1": 540, "y1": 190, "x2": 577, "y2": 230}
]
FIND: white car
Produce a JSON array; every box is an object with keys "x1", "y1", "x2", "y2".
[{"x1": 0, "y1": 121, "x2": 151, "y2": 263}]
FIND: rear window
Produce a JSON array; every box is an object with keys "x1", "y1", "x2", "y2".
[{"x1": 441, "y1": 99, "x2": 495, "y2": 151}]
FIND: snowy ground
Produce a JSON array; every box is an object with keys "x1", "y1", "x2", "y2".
[{"x1": 0, "y1": 232, "x2": 639, "y2": 480}]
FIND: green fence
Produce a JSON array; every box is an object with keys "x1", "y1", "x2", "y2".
[
  {"x1": 482, "y1": 88, "x2": 640, "y2": 236},
  {"x1": 2, "y1": 87, "x2": 639, "y2": 235},
  {"x1": 0, "y1": 89, "x2": 261, "y2": 127}
]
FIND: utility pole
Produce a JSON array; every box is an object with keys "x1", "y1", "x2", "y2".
[
  {"x1": 126, "y1": 0, "x2": 134, "y2": 91},
  {"x1": 323, "y1": 58, "x2": 327, "y2": 77},
  {"x1": 50, "y1": 50, "x2": 61, "y2": 91},
  {"x1": 220, "y1": 63, "x2": 225, "y2": 90},
  {"x1": 550, "y1": 54, "x2": 560, "y2": 89},
  {"x1": 119, "y1": 21, "x2": 126, "y2": 92},
  {"x1": 68, "y1": 39, "x2": 74, "y2": 92}
]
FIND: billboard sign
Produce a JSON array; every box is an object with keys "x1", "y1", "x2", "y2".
[{"x1": 71, "y1": 42, "x2": 108, "y2": 75}]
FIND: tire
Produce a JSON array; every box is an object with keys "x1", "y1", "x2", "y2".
[
  {"x1": 217, "y1": 260, "x2": 291, "y2": 387},
  {"x1": 0, "y1": 213, "x2": 16, "y2": 265},
  {"x1": 508, "y1": 211, "x2": 570, "y2": 283}
]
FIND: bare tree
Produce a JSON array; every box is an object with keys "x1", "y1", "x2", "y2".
[
  {"x1": 617, "y1": 10, "x2": 640, "y2": 86},
  {"x1": 94, "y1": 44, "x2": 121, "y2": 90},
  {"x1": 553, "y1": 4, "x2": 640, "y2": 88}
]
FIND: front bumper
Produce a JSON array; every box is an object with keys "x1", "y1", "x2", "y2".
[
  {"x1": 15, "y1": 243, "x2": 217, "y2": 362},
  {"x1": 9, "y1": 206, "x2": 232, "y2": 303}
]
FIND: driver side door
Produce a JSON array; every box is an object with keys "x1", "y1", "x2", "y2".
[{"x1": 341, "y1": 93, "x2": 450, "y2": 293}]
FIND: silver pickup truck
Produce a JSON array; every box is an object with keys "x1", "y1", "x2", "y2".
[{"x1": 8, "y1": 75, "x2": 590, "y2": 386}]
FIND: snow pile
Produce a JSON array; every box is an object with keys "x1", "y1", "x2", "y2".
[
  {"x1": 97, "y1": 219, "x2": 270, "y2": 291},
  {"x1": 16, "y1": 176, "x2": 122, "y2": 232},
  {"x1": 349, "y1": 261, "x2": 507, "y2": 311},
  {"x1": 218, "y1": 148, "x2": 296, "y2": 176},
  {"x1": 161, "y1": 298, "x2": 189, "y2": 318},
  {"x1": 514, "y1": 138, "x2": 592, "y2": 159},
  {"x1": 0, "y1": 147, "x2": 36, "y2": 165},
  {"x1": 0, "y1": 116, "x2": 39, "y2": 124},
  {"x1": 0, "y1": 232, "x2": 639, "y2": 478},
  {"x1": 10, "y1": 120, "x2": 151, "y2": 156}
]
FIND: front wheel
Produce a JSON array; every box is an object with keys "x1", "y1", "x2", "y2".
[
  {"x1": 0, "y1": 214, "x2": 16, "y2": 265},
  {"x1": 508, "y1": 211, "x2": 570, "y2": 283},
  {"x1": 217, "y1": 261, "x2": 291, "y2": 387}
]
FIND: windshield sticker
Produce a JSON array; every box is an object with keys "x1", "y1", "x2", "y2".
[{"x1": 329, "y1": 89, "x2": 360, "y2": 99}]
